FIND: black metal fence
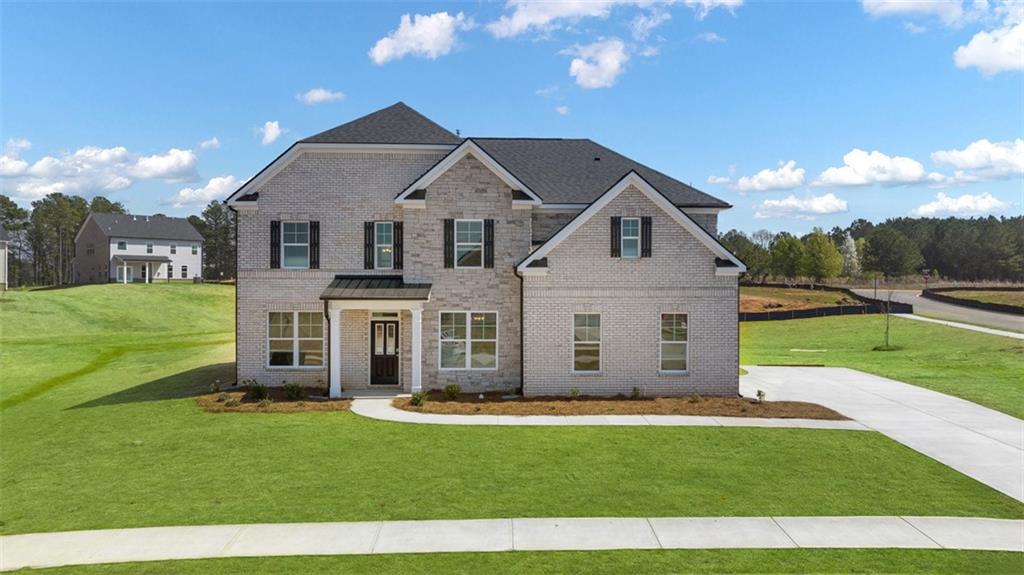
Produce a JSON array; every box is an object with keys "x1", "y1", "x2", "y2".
[
  {"x1": 739, "y1": 282, "x2": 913, "y2": 322},
  {"x1": 922, "y1": 287, "x2": 1024, "y2": 316}
]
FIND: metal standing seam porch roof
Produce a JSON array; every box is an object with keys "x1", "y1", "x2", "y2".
[{"x1": 320, "y1": 275, "x2": 432, "y2": 301}]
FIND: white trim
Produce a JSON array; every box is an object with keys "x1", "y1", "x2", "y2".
[
  {"x1": 454, "y1": 219, "x2": 484, "y2": 269},
  {"x1": 281, "y1": 221, "x2": 310, "y2": 270},
  {"x1": 225, "y1": 142, "x2": 456, "y2": 205},
  {"x1": 331, "y1": 300, "x2": 425, "y2": 311},
  {"x1": 373, "y1": 221, "x2": 395, "y2": 270},
  {"x1": 411, "y1": 307, "x2": 423, "y2": 392},
  {"x1": 535, "y1": 204, "x2": 724, "y2": 214},
  {"x1": 266, "y1": 311, "x2": 325, "y2": 370},
  {"x1": 517, "y1": 171, "x2": 745, "y2": 274},
  {"x1": 438, "y1": 310, "x2": 499, "y2": 371},
  {"x1": 571, "y1": 312, "x2": 602, "y2": 374},
  {"x1": 329, "y1": 307, "x2": 342, "y2": 397},
  {"x1": 396, "y1": 140, "x2": 542, "y2": 205},
  {"x1": 658, "y1": 312, "x2": 690, "y2": 375}
]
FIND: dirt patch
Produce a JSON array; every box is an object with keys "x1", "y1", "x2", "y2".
[
  {"x1": 395, "y1": 391, "x2": 847, "y2": 419},
  {"x1": 196, "y1": 386, "x2": 350, "y2": 413},
  {"x1": 739, "y1": 291, "x2": 861, "y2": 313}
]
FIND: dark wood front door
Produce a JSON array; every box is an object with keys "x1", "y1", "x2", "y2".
[{"x1": 370, "y1": 320, "x2": 399, "y2": 385}]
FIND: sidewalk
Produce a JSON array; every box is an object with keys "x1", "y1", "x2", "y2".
[{"x1": 3, "y1": 516, "x2": 1021, "y2": 570}]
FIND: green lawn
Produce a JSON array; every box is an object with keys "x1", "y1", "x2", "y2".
[
  {"x1": 1, "y1": 285, "x2": 1021, "y2": 549},
  {"x1": 741, "y1": 315, "x2": 1024, "y2": 418},
  {"x1": 32, "y1": 549, "x2": 1024, "y2": 575}
]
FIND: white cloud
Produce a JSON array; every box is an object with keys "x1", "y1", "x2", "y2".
[
  {"x1": 486, "y1": 0, "x2": 742, "y2": 38},
  {"x1": 903, "y1": 21, "x2": 927, "y2": 34},
  {"x1": 815, "y1": 148, "x2": 929, "y2": 187},
  {"x1": 954, "y1": 18, "x2": 1024, "y2": 75},
  {"x1": 931, "y1": 138, "x2": 1024, "y2": 179},
  {"x1": 369, "y1": 12, "x2": 474, "y2": 64},
  {"x1": 734, "y1": 160, "x2": 806, "y2": 192},
  {"x1": 1, "y1": 143, "x2": 199, "y2": 201},
  {"x1": 5, "y1": 138, "x2": 31, "y2": 153},
  {"x1": 640, "y1": 45, "x2": 661, "y2": 57},
  {"x1": 861, "y1": 0, "x2": 965, "y2": 26},
  {"x1": 169, "y1": 175, "x2": 240, "y2": 208},
  {"x1": 755, "y1": 193, "x2": 848, "y2": 220},
  {"x1": 260, "y1": 121, "x2": 282, "y2": 146},
  {"x1": 695, "y1": 31, "x2": 726, "y2": 42},
  {"x1": 535, "y1": 85, "x2": 559, "y2": 96},
  {"x1": 555, "y1": 105, "x2": 571, "y2": 115},
  {"x1": 706, "y1": 175, "x2": 731, "y2": 185},
  {"x1": 911, "y1": 191, "x2": 1011, "y2": 216},
  {"x1": 631, "y1": 10, "x2": 671, "y2": 40},
  {"x1": 563, "y1": 38, "x2": 629, "y2": 88},
  {"x1": 296, "y1": 88, "x2": 346, "y2": 105},
  {"x1": 199, "y1": 137, "x2": 221, "y2": 150}
]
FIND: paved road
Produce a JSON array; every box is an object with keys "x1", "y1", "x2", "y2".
[
  {"x1": 852, "y1": 288, "x2": 1022, "y2": 333},
  {"x1": 742, "y1": 366, "x2": 1024, "y2": 502},
  {"x1": 3, "y1": 516, "x2": 1021, "y2": 570}
]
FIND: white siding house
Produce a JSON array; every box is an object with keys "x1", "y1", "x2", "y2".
[{"x1": 73, "y1": 213, "x2": 204, "y2": 284}]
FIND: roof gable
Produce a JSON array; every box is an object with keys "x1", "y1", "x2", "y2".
[
  {"x1": 396, "y1": 139, "x2": 542, "y2": 204},
  {"x1": 301, "y1": 102, "x2": 461, "y2": 145},
  {"x1": 517, "y1": 171, "x2": 745, "y2": 275},
  {"x1": 84, "y1": 212, "x2": 204, "y2": 242}
]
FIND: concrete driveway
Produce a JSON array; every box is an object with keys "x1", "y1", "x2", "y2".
[
  {"x1": 851, "y1": 288, "x2": 1022, "y2": 333},
  {"x1": 742, "y1": 366, "x2": 1024, "y2": 502}
]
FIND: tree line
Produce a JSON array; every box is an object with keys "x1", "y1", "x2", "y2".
[
  {"x1": 720, "y1": 215, "x2": 1023, "y2": 283},
  {"x1": 0, "y1": 192, "x2": 236, "y2": 287}
]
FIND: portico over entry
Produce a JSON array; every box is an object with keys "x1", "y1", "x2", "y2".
[{"x1": 320, "y1": 275, "x2": 431, "y2": 399}]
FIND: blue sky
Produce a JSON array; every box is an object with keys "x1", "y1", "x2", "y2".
[{"x1": 2, "y1": 1, "x2": 1021, "y2": 234}]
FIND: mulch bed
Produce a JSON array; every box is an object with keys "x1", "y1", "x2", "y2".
[
  {"x1": 394, "y1": 391, "x2": 847, "y2": 419},
  {"x1": 196, "y1": 386, "x2": 350, "y2": 413}
]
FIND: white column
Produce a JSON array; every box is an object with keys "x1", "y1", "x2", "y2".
[
  {"x1": 146, "y1": 263, "x2": 150, "y2": 284},
  {"x1": 122, "y1": 262, "x2": 127, "y2": 284},
  {"x1": 411, "y1": 306, "x2": 423, "y2": 393},
  {"x1": 329, "y1": 305, "x2": 342, "y2": 398}
]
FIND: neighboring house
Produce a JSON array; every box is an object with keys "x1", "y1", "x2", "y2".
[
  {"x1": 73, "y1": 213, "x2": 204, "y2": 284},
  {"x1": 226, "y1": 102, "x2": 745, "y2": 398},
  {"x1": 0, "y1": 227, "x2": 8, "y2": 290}
]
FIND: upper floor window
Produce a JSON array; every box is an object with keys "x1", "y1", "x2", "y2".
[
  {"x1": 660, "y1": 313, "x2": 688, "y2": 372},
  {"x1": 282, "y1": 222, "x2": 309, "y2": 269},
  {"x1": 573, "y1": 313, "x2": 601, "y2": 372},
  {"x1": 621, "y1": 218, "x2": 640, "y2": 259},
  {"x1": 455, "y1": 219, "x2": 483, "y2": 268},
  {"x1": 375, "y1": 222, "x2": 394, "y2": 269},
  {"x1": 146, "y1": 243, "x2": 153, "y2": 254},
  {"x1": 192, "y1": 245, "x2": 198, "y2": 255},
  {"x1": 117, "y1": 241, "x2": 126, "y2": 250},
  {"x1": 170, "y1": 244, "x2": 177, "y2": 254}
]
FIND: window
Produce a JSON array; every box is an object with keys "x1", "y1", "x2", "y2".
[
  {"x1": 117, "y1": 241, "x2": 126, "y2": 250},
  {"x1": 168, "y1": 265, "x2": 173, "y2": 278},
  {"x1": 146, "y1": 243, "x2": 153, "y2": 254},
  {"x1": 454, "y1": 220, "x2": 483, "y2": 268},
  {"x1": 192, "y1": 245, "x2": 198, "y2": 255},
  {"x1": 86, "y1": 243, "x2": 95, "y2": 255},
  {"x1": 573, "y1": 314, "x2": 601, "y2": 372},
  {"x1": 282, "y1": 222, "x2": 309, "y2": 268},
  {"x1": 375, "y1": 222, "x2": 394, "y2": 269},
  {"x1": 621, "y1": 218, "x2": 640, "y2": 259},
  {"x1": 170, "y1": 244, "x2": 177, "y2": 254},
  {"x1": 180, "y1": 265, "x2": 188, "y2": 279},
  {"x1": 660, "y1": 314, "x2": 688, "y2": 372},
  {"x1": 268, "y1": 311, "x2": 324, "y2": 367},
  {"x1": 439, "y1": 311, "x2": 497, "y2": 369}
]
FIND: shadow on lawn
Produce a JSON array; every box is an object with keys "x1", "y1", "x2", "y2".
[{"x1": 70, "y1": 362, "x2": 235, "y2": 409}]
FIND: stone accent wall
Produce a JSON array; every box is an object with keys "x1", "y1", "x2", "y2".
[
  {"x1": 403, "y1": 155, "x2": 531, "y2": 392},
  {"x1": 522, "y1": 185, "x2": 738, "y2": 397},
  {"x1": 531, "y1": 211, "x2": 578, "y2": 243},
  {"x1": 687, "y1": 212, "x2": 718, "y2": 236}
]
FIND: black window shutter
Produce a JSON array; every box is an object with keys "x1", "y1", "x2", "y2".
[
  {"x1": 640, "y1": 216, "x2": 652, "y2": 258},
  {"x1": 394, "y1": 221, "x2": 404, "y2": 270},
  {"x1": 443, "y1": 219, "x2": 454, "y2": 268},
  {"x1": 610, "y1": 216, "x2": 621, "y2": 258},
  {"x1": 364, "y1": 222, "x2": 374, "y2": 269},
  {"x1": 483, "y1": 219, "x2": 494, "y2": 268},
  {"x1": 309, "y1": 221, "x2": 320, "y2": 269},
  {"x1": 270, "y1": 220, "x2": 281, "y2": 269}
]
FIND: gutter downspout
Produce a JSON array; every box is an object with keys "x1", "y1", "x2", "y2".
[
  {"x1": 514, "y1": 267, "x2": 525, "y2": 396},
  {"x1": 228, "y1": 205, "x2": 240, "y2": 386}
]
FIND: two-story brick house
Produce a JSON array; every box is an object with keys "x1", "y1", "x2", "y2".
[{"x1": 226, "y1": 103, "x2": 745, "y2": 398}]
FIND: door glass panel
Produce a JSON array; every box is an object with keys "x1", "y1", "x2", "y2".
[
  {"x1": 374, "y1": 324, "x2": 384, "y2": 355},
  {"x1": 386, "y1": 324, "x2": 396, "y2": 355}
]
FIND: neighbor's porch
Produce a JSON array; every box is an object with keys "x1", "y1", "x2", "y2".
[{"x1": 112, "y1": 255, "x2": 172, "y2": 284}]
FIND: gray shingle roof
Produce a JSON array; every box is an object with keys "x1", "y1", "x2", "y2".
[
  {"x1": 320, "y1": 275, "x2": 432, "y2": 301},
  {"x1": 89, "y1": 212, "x2": 204, "y2": 242},
  {"x1": 301, "y1": 102, "x2": 461, "y2": 145},
  {"x1": 471, "y1": 138, "x2": 730, "y2": 208}
]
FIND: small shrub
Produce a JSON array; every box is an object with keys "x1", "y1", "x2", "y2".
[
  {"x1": 209, "y1": 382, "x2": 219, "y2": 393},
  {"x1": 444, "y1": 384, "x2": 461, "y2": 400},
  {"x1": 257, "y1": 398, "x2": 273, "y2": 410},
  {"x1": 216, "y1": 392, "x2": 229, "y2": 403},
  {"x1": 631, "y1": 387, "x2": 642, "y2": 400},
  {"x1": 689, "y1": 392, "x2": 702, "y2": 403},
  {"x1": 756, "y1": 389, "x2": 766, "y2": 403},
  {"x1": 569, "y1": 387, "x2": 581, "y2": 400},
  {"x1": 410, "y1": 391, "x2": 427, "y2": 406},
  {"x1": 283, "y1": 382, "x2": 305, "y2": 401},
  {"x1": 224, "y1": 398, "x2": 240, "y2": 407},
  {"x1": 248, "y1": 382, "x2": 270, "y2": 400}
]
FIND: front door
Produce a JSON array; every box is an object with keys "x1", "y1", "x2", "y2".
[{"x1": 370, "y1": 320, "x2": 399, "y2": 385}]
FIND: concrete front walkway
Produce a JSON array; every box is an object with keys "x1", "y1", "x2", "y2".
[
  {"x1": 2, "y1": 516, "x2": 1021, "y2": 570},
  {"x1": 351, "y1": 397, "x2": 868, "y2": 430},
  {"x1": 894, "y1": 313, "x2": 1023, "y2": 340},
  {"x1": 742, "y1": 367, "x2": 1024, "y2": 502}
]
